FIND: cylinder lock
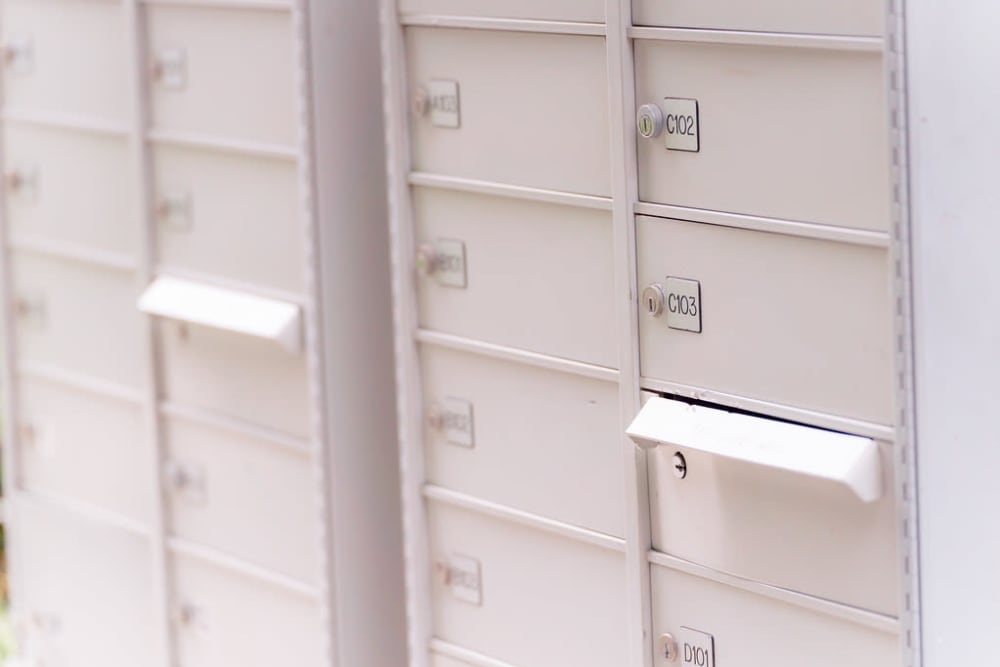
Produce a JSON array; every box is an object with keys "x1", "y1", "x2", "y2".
[
  {"x1": 642, "y1": 283, "x2": 666, "y2": 317},
  {"x1": 637, "y1": 103, "x2": 665, "y2": 139},
  {"x1": 415, "y1": 243, "x2": 438, "y2": 276}
]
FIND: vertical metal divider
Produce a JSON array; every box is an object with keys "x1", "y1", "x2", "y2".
[
  {"x1": 289, "y1": 2, "x2": 340, "y2": 665},
  {"x1": 606, "y1": 1, "x2": 654, "y2": 666},
  {"x1": 122, "y1": 4, "x2": 175, "y2": 666},
  {"x1": 0, "y1": 0, "x2": 25, "y2": 636},
  {"x1": 378, "y1": 2, "x2": 432, "y2": 666},
  {"x1": 884, "y1": 0, "x2": 921, "y2": 665}
]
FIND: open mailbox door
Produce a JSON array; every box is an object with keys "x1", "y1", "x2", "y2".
[{"x1": 626, "y1": 395, "x2": 883, "y2": 503}]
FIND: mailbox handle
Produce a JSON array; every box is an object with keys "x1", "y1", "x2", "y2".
[
  {"x1": 626, "y1": 396, "x2": 882, "y2": 503},
  {"x1": 138, "y1": 276, "x2": 302, "y2": 352}
]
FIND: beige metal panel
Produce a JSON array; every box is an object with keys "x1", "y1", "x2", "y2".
[
  {"x1": 158, "y1": 320, "x2": 310, "y2": 437},
  {"x1": 152, "y1": 145, "x2": 303, "y2": 293},
  {"x1": 4, "y1": 125, "x2": 137, "y2": 256},
  {"x1": 407, "y1": 28, "x2": 611, "y2": 196},
  {"x1": 632, "y1": 0, "x2": 882, "y2": 36},
  {"x1": 428, "y1": 502, "x2": 628, "y2": 666},
  {"x1": 414, "y1": 189, "x2": 617, "y2": 367},
  {"x1": 0, "y1": 1, "x2": 129, "y2": 123},
  {"x1": 651, "y1": 566, "x2": 900, "y2": 667},
  {"x1": 146, "y1": 7, "x2": 296, "y2": 146},
  {"x1": 171, "y1": 554, "x2": 325, "y2": 667},
  {"x1": 398, "y1": 0, "x2": 604, "y2": 23},
  {"x1": 18, "y1": 378, "x2": 148, "y2": 523},
  {"x1": 648, "y1": 435, "x2": 898, "y2": 615},
  {"x1": 164, "y1": 416, "x2": 318, "y2": 584},
  {"x1": 13, "y1": 253, "x2": 144, "y2": 389},
  {"x1": 635, "y1": 41, "x2": 889, "y2": 231},
  {"x1": 421, "y1": 345, "x2": 623, "y2": 536},
  {"x1": 14, "y1": 499, "x2": 156, "y2": 667},
  {"x1": 637, "y1": 216, "x2": 893, "y2": 425}
]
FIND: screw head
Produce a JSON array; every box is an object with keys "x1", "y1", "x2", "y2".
[
  {"x1": 658, "y1": 633, "x2": 679, "y2": 662},
  {"x1": 672, "y1": 452, "x2": 688, "y2": 479},
  {"x1": 637, "y1": 104, "x2": 665, "y2": 139}
]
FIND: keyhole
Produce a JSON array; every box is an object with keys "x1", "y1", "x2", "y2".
[{"x1": 672, "y1": 452, "x2": 687, "y2": 479}]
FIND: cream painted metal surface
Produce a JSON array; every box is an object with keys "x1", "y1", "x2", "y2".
[
  {"x1": 0, "y1": 2, "x2": 405, "y2": 666},
  {"x1": 13, "y1": 253, "x2": 143, "y2": 389},
  {"x1": 171, "y1": 554, "x2": 325, "y2": 667},
  {"x1": 407, "y1": 28, "x2": 610, "y2": 196},
  {"x1": 651, "y1": 566, "x2": 900, "y2": 667},
  {"x1": 18, "y1": 378, "x2": 148, "y2": 523},
  {"x1": 164, "y1": 417, "x2": 318, "y2": 583},
  {"x1": 14, "y1": 499, "x2": 156, "y2": 667},
  {"x1": 634, "y1": 41, "x2": 889, "y2": 231},
  {"x1": 146, "y1": 7, "x2": 295, "y2": 146},
  {"x1": 399, "y1": 0, "x2": 604, "y2": 23},
  {"x1": 632, "y1": 0, "x2": 883, "y2": 36},
  {"x1": 158, "y1": 320, "x2": 309, "y2": 437},
  {"x1": 421, "y1": 345, "x2": 623, "y2": 536},
  {"x1": 383, "y1": 0, "x2": 915, "y2": 664},
  {"x1": 1, "y1": 1, "x2": 128, "y2": 123},
  {"x1": 637, "y1": 216, "x2": 893, "y2": 425},
  {"x1": 415, "y1": 189, "x2": 617, "y2": 367},
  {"x1": 429, "y1": 502, "x2": 628, "y2": 666},
  {"x1": 632, "y1": 395, "x2": 898, "y2": 614},
  {"x1": 4, "y1": 125, "x2": 136, "y2": 256},
  {"x1": 151, "y1": 145, "x2": 303, "y2": 292}
]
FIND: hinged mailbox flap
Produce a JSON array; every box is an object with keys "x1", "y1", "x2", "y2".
[
  {"x1": 138, "y1": 276, "x2": 301, "y2": 352},
  {"x1": 626, "y1": 396, "x2": 882, "y2": 502}
]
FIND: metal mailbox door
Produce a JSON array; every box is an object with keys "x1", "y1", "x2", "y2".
[
  {"x1": 636, "y1": 215, "x2": 894, "y2": 426},
  {"x1": 406, "y1": 27, "x2": 610, "y2": 196},
  {"x1": 634, "y1": 41, "x2": 889, "y2": 231},
  {"x1": 429, "y1": 501, "x2": 629, "y2": 667},
  {"x1": 421, "y1": 345, "x2": 624, "y2": 536},
  {"x1": 414, "y1": 188, "x2": 617, "y2": 367},
  {"x1": 632, "y1": 0, "x2": 882, "y2": 36}
]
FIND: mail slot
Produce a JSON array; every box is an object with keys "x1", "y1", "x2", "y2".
[
  {"x1": 651, "y1": 565, "x2": 899, "y2": 667},
  {"x1": 415, "y1": 188, "x2": 616, "y2": 367},
  {"x1": 634, "y1": 41, "x2": 889, "y2": 231},
  {"x1": 630, "y1": 395, "x2": 898, "y2": 614},
  {"x1": 146, "y1": 6, "x2": 296, "y2": 146},
  {"x1": 18, "y1": 378, "x2": 147, "y2": 523},
  {"x1": 4, "y1": 125, "x2": 136, "y2": 256},
  {"x1": 637, "y1": 216, "x2": 893, "y2": 425},
  {"x1": 429, "y1": 502, "x2": 628, "y2": 666},
  {"x1": 632, "y1": 0, "x2": 882, "y2": 36},
  {"x1": 398, "y1": 0, "x2": 604, "y2": 23},
  {"x1": 421, "y1": 344, "x2": 623, "y2": 535},
  {"x1": 152, "y1": 144, "x2": 303, "y2": 292},
  {"x1": 1, "y1": 1, "x2": 128, "y2": 123},
  {"x1": 172, "y1": 554, "x2": 325, "y2": 667},
  {"x1": 157, "y1": 320, "x2": 309, "y2": 437},
  {"x1": 407, "y1": 28, "x2": 610, "y2": 196},
  {"x1": 14, "y1": 253, "x2": 144, "y2": 389},
  {"x1": 164, "y1": 416, "x2": 318, "y2": 583},
  {"x1": 15, "y1": 499, "x2": 156, "y2": 667}
]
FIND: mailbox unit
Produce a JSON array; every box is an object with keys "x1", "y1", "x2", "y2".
[
  {"x1": 0, "y1": 2, "x2": 404, "y2": 667},
  {"x1": 380, "y1": 1, "x2": 937, "y2": 666}
]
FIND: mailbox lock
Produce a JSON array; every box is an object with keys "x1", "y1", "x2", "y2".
[
  {"x1": 412, "y1": 86, "x2": 430, "y2": 116},
  {"x1": 642, "y1": 283, "x2": 666, "y2": 317},
  {"x1": 415, "y1": 243, "x2": 438, "y2": 276},
  {"x1": 427, "y1": 403, "x2": 445, "y2": 430},
  {"x1": 637, "y1": 104, "x2": 665, "y2": 139},
  {"x1": 658, "y1": 633, "x2": 679, "y2": 663}
]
